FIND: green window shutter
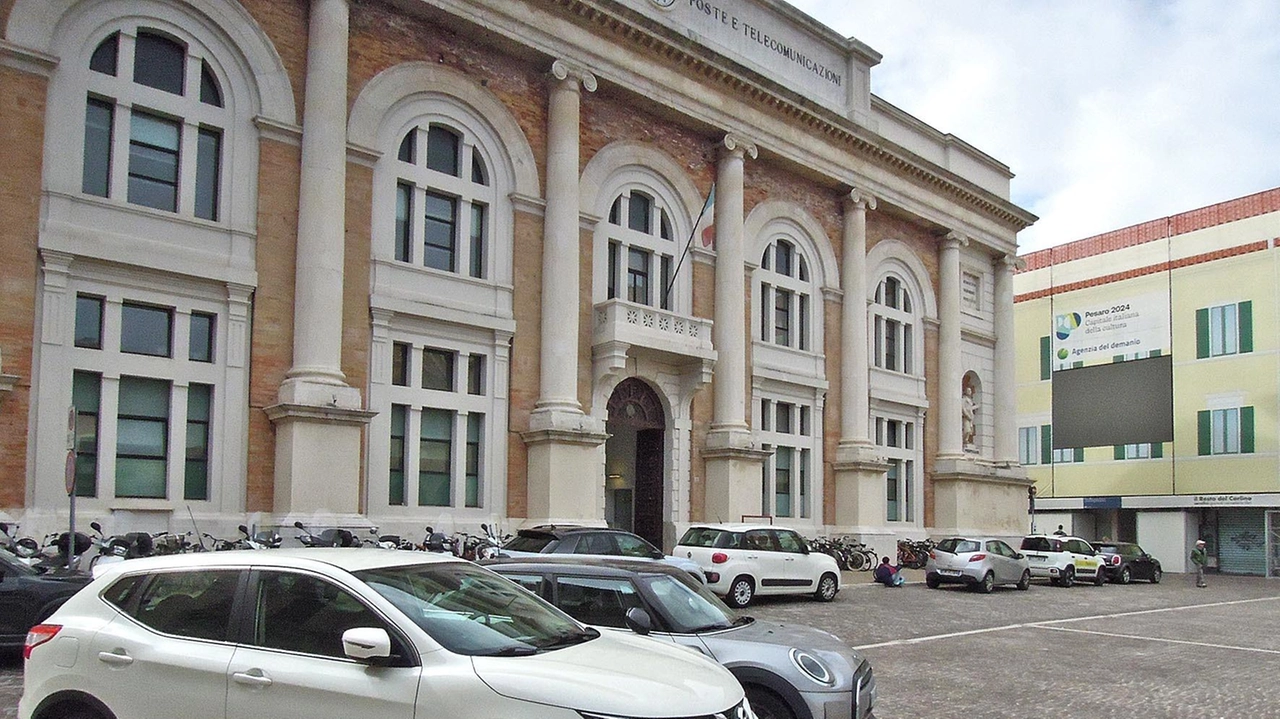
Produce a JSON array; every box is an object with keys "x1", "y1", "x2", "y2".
[
  {"x1": 1040, "y1": 336, "x2": 1052, "y2": 380},
  {"x1": 1238, "y1": 301, "x2": 1253, "y2": 354},
  {"x1": 1113, "y1": 355, "x2": 1125, "y2": 363},
  {"x1": 1151, "y1": 442, "x2": 1163, "y2": 459},
  {"x1": 1114, "y1": 445, "x2": 1125, "y2": 460},
  {"x1": 1040, "y1": 425, "x2": 1052, "y2": 465},
  {"x1": 1195, "y1": 308, "x2": 1210, "y2": 359},
  {"x1": 1074, "y1": 447, "x2": 1084, "y2": 463},
  {"x1": 1241, "y1": 406, "x2": 1255, "y2": 454},
  {"x1": 1197, "y1": 410, "x2": 1212, "y2": 455}
]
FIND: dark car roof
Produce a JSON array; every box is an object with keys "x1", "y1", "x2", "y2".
[
  {"x1": 516, "y1": 525, "x2": 629, "y2": 538},
  {"x1": 481, "y1": 555, "x2": 685, "y2": 579}
]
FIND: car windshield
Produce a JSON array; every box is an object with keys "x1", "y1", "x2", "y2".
[
  {"x1": 678, "y1": 528, "x2": 739, "y2": 549},
  {"x1": 1094, "y1": 544, "x2": 1120, "y2": 553},
  {"x1": 640, "y1": 573, "x2": 740, "y2": 633},
  {"x1": 356, "y1": 562, "x2": 592, "y2": 656},
  {"x1": 503, "y1": 534, "x2": 558, "y2": 553},
  {"x1": 936, "y1": 539, "x2": 980, "y2": 554}
]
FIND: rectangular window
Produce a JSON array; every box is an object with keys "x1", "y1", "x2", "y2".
[
  {"x1": 121, "y1": 302, "x2": 173, "y2": 357},
  {"x1": 116, "y1": 376, "x2": 170, "y2": 498},
  {"x1": 607, "y1": 242, "x2": 619, "y2": 300},
  {"x1": 466, "y1": 413, "x2": 482, "y2": 508},
  {"x1": 660, "y1": 255, "x2": 672, "y2": 311},
  {"x1": 419, "y1": 408, "x2": 453, "y2": 506},
  {"x1": 189, "y1": 312, "x2": 215, "y2": 362},
  {"x1": 469, "y1": 203, "x2": 486, "y2": 279},
  {"x1": 1200, "y1": 407, "x2": 1254, "y2": 456},
  {"x1": 395, "y1": 183, "x2": 412, "y2": 262},
  {"x1": 82, "y1": 98, "x2": 114, "y2": 197},
  {"x1": 194, "y1": 127, "x2": 221, "y2": 221},
  {"x1": 627, "y1": 194, "x2": 650, "y2": 233},
  {"x1": 426, "y1": 125, "x2": 459, "y2": 176},
  {"x1": 184, "y1": 383, "x2": 211, "y2": 500},
  {"x1": 886, "y1": 419, "x2": 900, "y2": 448},
  {"x1": 422, "y1": 348, "x2": 455, "y2": 392},
  {"x1": 127, "y1": 111, "x2": 180, "y2": 212},
  {"x1": 75, "y1": 294, "x2": 105, "y2": 349},
  {"x1": 774, "y1": 289, "x2": 791, "y2": 346},
  {"x1": 774, "y1": 447, "x2": 792, "y2": 517},
  {"x1": 760, "y1": 399, "x2": 772, "y2": 432},
  {"x1": 903, "y1": 460, "x2": 914, "y2": 522},
  {"x1": 422, "y1": 191, "x2": 457, "y2": 272},
  {"x1": 886, "y1": 461, "x2": 899, "y2": 522},
  {"x1": 798, "y1": 448, "x2": 810, "y2": 519},
  {"x1": 775, "y1": 402, "x2": 793, "y2": 434},
  {"x1": 1052, "y1": 446, "x2": 1084, "y2": 464},
  {"x1": 760, "y1": 284, "x2": 772, "y2": 340},
  {"x1": 467, "y1": 354, "x2": 485, "y2": 396},
  {"x1": 389, "y1": 404, "x2": 406, "y2": 506},
  {"x1": 798, "y1": 294, "x2": 809, "y2": 351},
  {"x1": 903, "y1": 323, "x2": 914, "y2": 374},
  {"x1": 627, "y1": 248, "x2": 650, "y2": 305},
  {"x1": 884, "y1": 319, "x2": 898, "y2": 371},
  {"x1": 1019, "y1": 426, "x2": 1039, "y2": 465},
  {"x1": 391, "y1": 342, "x2": 410, "y2": 387},
  {"x1": 72, "y1": 371, "x2": 102, "y2": 497},
  {"x1": 799, "y1": 406, "x2": 810, "y2": 436}
]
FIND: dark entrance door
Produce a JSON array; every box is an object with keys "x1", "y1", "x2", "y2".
[{"x1": 605, "y1": 379, "x2": 666, "y2": 550}]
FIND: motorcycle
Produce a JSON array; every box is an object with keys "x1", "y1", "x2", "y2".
[
  {"x1": 0, "y1": 522, "x2": 41, "y2": 562},
  {"x1": 293, "y1": 521, "x2": 358, "y2": 547},
  {"x1": 31, "y1": 530, "x2": 93, "y2": 572}
]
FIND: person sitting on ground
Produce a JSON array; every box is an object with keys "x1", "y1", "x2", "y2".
[{"x1": 873, "y1": 556, "x2": 905, "y2": 587}]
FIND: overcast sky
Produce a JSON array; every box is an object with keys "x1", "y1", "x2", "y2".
[{"x1": 783, "y1": 0, "x2": 1280, "y2": 254}]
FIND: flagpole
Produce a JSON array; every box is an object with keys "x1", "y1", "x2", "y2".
[{"x1": 663, "y1": 183, "x2": 715, "y2": 309}]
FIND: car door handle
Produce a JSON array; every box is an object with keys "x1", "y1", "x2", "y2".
[
  {"x1": 97, "y1": 650, "x2": 134, "y2": 667},
  {"x1": 232, "y1": 670, "x2": 273, "y2": 688},
  {"x1": 784, "y1": 557, "x2": 795, "y2": 562}
]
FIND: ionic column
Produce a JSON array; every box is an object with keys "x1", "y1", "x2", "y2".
[
  {"x1": 284, "y1": 0, "x2": 350, "y2": 393},
  {"x1": 839, "y1": 190, "x2": 875, "y2": 447},
  {"x1": 535, "y1": 60, "x2": 596, "y2": 417},
  {"x1": 938, "y1": 232, "x2": 967, "y2": 457},
  {"x1": 993, "y1": 254, "x2": 1018, "y2": 463},
  {"x1": 709, "y1": 134, "x2": 756, "y2": 438}
]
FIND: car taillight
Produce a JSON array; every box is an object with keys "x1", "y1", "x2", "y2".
[
  {"x1": 929, "y1": 550, "x2": 936, "y2": 559},
  {"x1": 712, "y1": 552, "x2": 728, "y2": 564},
  {"x1": 25, "y1": 624, "x2": 61, "y2": 659},
  {"x1": 967, "y1": 554, "x2": 987, "y2": 562},
  {"x1": 705, "y1": 572, "x2": 721, "y2": 583},
  {"x1": 1111, "y1": 555, "x2": 1121, "y2": 565}
]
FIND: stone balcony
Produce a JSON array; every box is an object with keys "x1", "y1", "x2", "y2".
[{"x1": 592, "y1": 299, "x2": 716, "y2": 374}]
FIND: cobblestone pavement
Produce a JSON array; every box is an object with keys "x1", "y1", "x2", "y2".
[{"x1": 2, "y1": 570, "x2": 1277, "y2": 719}]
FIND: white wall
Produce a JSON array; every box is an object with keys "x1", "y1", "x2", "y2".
[{"x1": 1138, "y1": 511, "x2": 1191, "y2": 573}]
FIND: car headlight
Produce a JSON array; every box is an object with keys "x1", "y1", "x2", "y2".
[{"x1": 790, "y1": 647, "x2": 835, "y2": 686}]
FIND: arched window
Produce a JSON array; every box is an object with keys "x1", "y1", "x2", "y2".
[
  {"x1": 873, "y1": 276, "x2": 915, "y2": 374},
  {"x1": 604, "y1": 190, "x2": 677, "y2": 310},
  {"x1": 393, "y1": 122, "x2": 495, "y2": 279},
  {"x1": 758, "y1": 239, "x2": 813, "y2": 351},
  {"x1": 82, "y1": 29, "x2": 228, "y2": 221}
]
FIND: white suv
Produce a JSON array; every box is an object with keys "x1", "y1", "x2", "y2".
[
  {"x1": 21, "y1": 549, "x2": 755, "y2": 719},
  {"x1": 674, "y1": 524, "x2": 841, "y2": 607},
  {"x1": 1019, "y1": 535, "x2": 1106, "y2": 587}
]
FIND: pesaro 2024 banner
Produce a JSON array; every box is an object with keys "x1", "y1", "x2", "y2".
[{"x1": 1052, "y1": 293, "x2": 1170, "y2": 365}]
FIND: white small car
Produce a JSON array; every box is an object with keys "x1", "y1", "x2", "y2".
[
  {"x1": 674, "y1": 524, "x2": 841, "y2": 608},
  {"x1": 1019, "y1": 534, "x2": 1106, "y2": 587},
  {"x1": 20, "y1": 549, "x2": 755, "y2": 719}
]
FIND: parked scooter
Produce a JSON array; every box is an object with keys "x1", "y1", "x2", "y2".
[
  {"x1": 293, "y1": 521, "x2": 358, "y2": 547},
  {"x1": 0, "y1": 522, "x2": 41, "y2": 562},
  {"x1": 421, "y1": 526, "x2": 455, "y2": 553},
  {"x1": 31, "y1": 530, "x2": 93, "y2": 572},
  {"x1": 239, "y1": 525, "x2": 283, "y2": 549}
]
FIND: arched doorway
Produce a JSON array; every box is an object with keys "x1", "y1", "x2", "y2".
[{"x1": 605, "y1": 378, "x2": 666, "y2": 549}]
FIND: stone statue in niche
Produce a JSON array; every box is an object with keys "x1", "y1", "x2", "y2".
[{"x1": 961, "y1": 378, "x2": 980, "y2": 452}]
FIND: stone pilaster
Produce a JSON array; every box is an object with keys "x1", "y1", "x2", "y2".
[
  {"x1": 704, "y1": 134, "x2": 769, "y2": 523},
  {"x1": 524, "y1": 60, "x2": 607, "y2": 525},
  {"x1": 993, "y1": 254, "x2": 1018, "y2": 464},
  {"x1": 937, "y1": 232, "x2": 966, "y2": 459}
]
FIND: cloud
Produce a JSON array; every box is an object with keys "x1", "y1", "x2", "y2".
[{"x1": 784, "y1": 0, "x2": 1280, "y2": 252}]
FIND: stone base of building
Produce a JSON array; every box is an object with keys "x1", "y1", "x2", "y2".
[
  {"x1": 702, "y1": 430, "x2": 771, "y2": 523},
  {"x1": 932, "y1": 456, "x2": 1032, "y2": 536},
  {"x1": 832, "y1": 442, "x2": 891, "y2": 532},
  {"x1": 523, "y1": 410, "x2": 609, "y2": 525},
  {"x1": 265, "y1": 401, "x2": 377, "y2": 516}
]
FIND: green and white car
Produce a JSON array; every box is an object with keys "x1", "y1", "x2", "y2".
[{"x1": 1018, "y1": 535, "x2": 1106, "y2": 587}]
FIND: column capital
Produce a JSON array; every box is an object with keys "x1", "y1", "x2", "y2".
[
  {"x1": 845, "y1": 188, "x2": 877, "y2": 211},
  {"x1": 551, "y1": 59, "x2": 598, "y2": 92},
  {"x1": 942, "y1": 231, "x2": 970, "y2": 250},
  {"x1": 720, "y1": 133, "x2": 758, "y2": 160},
  {"x1": 998, "y1": 253, "x2": 1024, "y2": 271}
]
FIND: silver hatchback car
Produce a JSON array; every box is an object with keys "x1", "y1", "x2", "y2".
[{"x1": 924, "y1": 537, "x2": 1031, "y2": 593}]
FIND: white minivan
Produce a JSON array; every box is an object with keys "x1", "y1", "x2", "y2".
[{"x1": 20, "y1": 549, "x2": 755, "y2": 719}]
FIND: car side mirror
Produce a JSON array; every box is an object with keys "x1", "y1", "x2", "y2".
[
  {"x1": 1014, "y1": 552, "x2": 1024, "y2": 560},
  {"x1": 624, "y1": 607, "x2": 653, "y2": 636},
  {"x1": 343, "y1": 627, "x2": 393, "y2": 663}
]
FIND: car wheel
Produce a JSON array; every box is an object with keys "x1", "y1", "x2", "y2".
[
  {"x1": 1119, "y1": 566, "x2": 1132, "y2": 585},
  {"x1": 1060, "y1": 566, "x2": 1075, "y2": 588},
  {"x1": 1150, "y1": 567, "x2": 1162, "y2": 584},
  {"x1": 925, "y1": 573, "x2": 941, "y2": 589},
  {"x1": 975, "y1": 571, "x2": 995, "y2": 594},
  {"x1": 814, "y1": 573, "x2": 838, "y2": 602},
  {"x1": 1093, "y1": 568, "x2": 1106, "y2": 586},
  {"x1": 726, "y1": 576, "x2": 755, "y2": 608},
  {"x1": 1017, "y1": 569, "x2": 1031, "y2": 591},
  {"x1": 745, "y1": 685, "x2": 795, "y2": 719}
]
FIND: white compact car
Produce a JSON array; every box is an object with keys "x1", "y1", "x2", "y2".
[
  {"x1": 20, "y1": 549, "x2": 755, "y2": 719},
  {"x1": 674, "y1": 524, "x2": 841, "y2": 608},
  {"x1": 1019, "y1": 534, "x2": 1106, "y2": 587}
]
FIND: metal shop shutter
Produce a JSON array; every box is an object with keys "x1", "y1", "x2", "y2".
[{"x1": 1218, "y1": 509, "x2": 1267, "y2": 576}]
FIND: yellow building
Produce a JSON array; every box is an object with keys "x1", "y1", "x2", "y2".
[{"x1": 1015, "y1": 188, "x2": 1280, "y2": 576}]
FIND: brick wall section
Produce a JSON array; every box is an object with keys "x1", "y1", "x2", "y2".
[
  {"x1": 239, "y1": 0, "x2": 309, "y2": 124},
  {"x1": 1015, "y1": 240, "x2": 1271, "y2": 303},
  {"x1": 246, "y1": 137, "x2": 303, "y2": 512},
  {"x1": 508, "y1": 209, "x2": 543, "y2": 520},
  {"x1": 0, "y1": 64, "x2": 46, "y2": 508},
  {"x1": 1020, "y1": 187, "x2": 1280, "y2": 272},
  {"x1": 821, "y1": 297, "x2": 841, "y2": 525},
  {"x1": 344, "y1": 163, "x2": 374, "y2": 511}
]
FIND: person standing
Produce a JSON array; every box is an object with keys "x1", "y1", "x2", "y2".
[
  {"x1": 1053, "y1": 525, "x2": 1067, "y2": 536},
  {"x1": 1190, "y1": 539, "x2": 1208, "y2": 588}
]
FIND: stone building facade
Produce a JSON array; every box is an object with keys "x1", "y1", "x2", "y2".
[{"x1": 0, "y1": 0, "x2": 1034, "y2": 548}]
